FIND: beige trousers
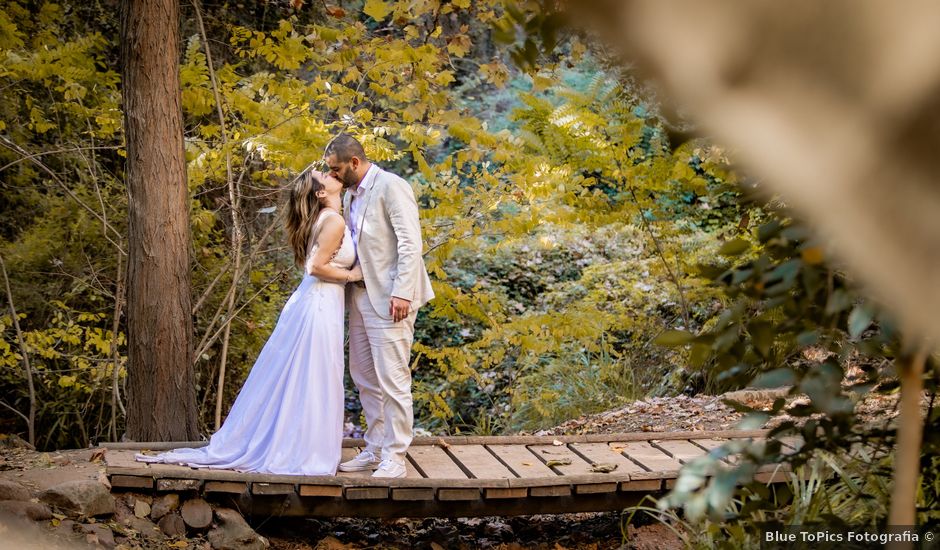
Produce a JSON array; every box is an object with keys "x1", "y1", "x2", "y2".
[{"x1": 347, "y1": 285, "x2": 417, "y2": 464}]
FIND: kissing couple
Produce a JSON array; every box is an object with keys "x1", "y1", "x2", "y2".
[{"x1": 137, "y1": 134, "x2": 435, "y2": 479}]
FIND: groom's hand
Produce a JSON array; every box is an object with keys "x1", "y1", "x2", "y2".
[{"x1": 390, "y1": 297, "x2": 412, "y2": 322}]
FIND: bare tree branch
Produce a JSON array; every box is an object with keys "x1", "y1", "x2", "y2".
[{"x1": 0, "y1": 254, "x2": 36, "y2": 447}]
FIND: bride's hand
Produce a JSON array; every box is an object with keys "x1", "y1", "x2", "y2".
[{"x1": 346, "y1": 265, "x2": 363, "y2": 283}]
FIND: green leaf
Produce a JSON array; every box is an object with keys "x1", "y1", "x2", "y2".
[
  {"x1": 363, "y1": 0, "x2": 393, "y2": 21},
  {"x1": 689, "y1": 343, "x2": 711, "y2": 368},
  {"x1": 748, "y1": 321, "x2": 774, "y2": 357},
  {"x1": 752, "y1": 368, "x2": 795, "y2": 389},
  {"x1": 718, "y1": 238, "x2": 750, "y2": 256},
  {"x1": 654, "y1": 330, "x2": 695, "y2": 347},
  {"x1": 757, "y1": 219, "x2": 782, "y2": 243},
  {"x1": 848, "y1": 304, "x2": 874, "y2": 338},
  {"x1": 796, "y1": 330, "x2": 819, "y2": 347},
  {"x1": 825, "y1": 289, "x2": 852, "y2": 314},
  {"x1": 736, "y1": 412, "x2": 770, "y2": 430}
]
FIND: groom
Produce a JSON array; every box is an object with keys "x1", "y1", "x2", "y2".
[{"x1": 324, "y1": 134, "x2": 435, "y2": 478}]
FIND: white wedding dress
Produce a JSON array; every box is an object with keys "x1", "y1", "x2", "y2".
[{"x1": 135, "y1": 210, "x2": 355, "y2": 475}]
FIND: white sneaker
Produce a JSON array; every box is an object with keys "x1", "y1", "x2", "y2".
[
  {"x1": 371, "y1": 459, "x2": 407, "y2": 478},
  {"x1": 338, "y1": 450, "x2": 381, "y2": 472}
]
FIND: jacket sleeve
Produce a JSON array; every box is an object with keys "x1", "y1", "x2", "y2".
[{"x1": 385, "y1": 176, "x2": 423, "y2": 301}]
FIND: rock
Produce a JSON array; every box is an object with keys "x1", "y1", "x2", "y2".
[
  {"x1": 123, "y1": 515, "x2": 165, "y2": 541},
  {"x1": 207, "y1": 508, "x2": 269, "y2": 550},
  {"x1": 158, "y1": 511, "x2": 186, "y2": 537},
  {"x1": 40, "y1": 480, "x2": 115, "y2": 517},
  {"x1": 0, "y1": 479, "x2": 31, "y2": 501},
  {"x1": 112, "y1": 497, "x2": 134, "y2": 524},
  {"x1": 133, "y1": 499, "x2": 151, "y2": 518},
  {"x1": 181, "y1": 498, "x2": 213, "y2": 530},
  {"x1": 121, "y1": 493, "x2": 152, "y2": 507},
  {"x1": 51, "y1": 454, "x2": 72, "y2": 466},
  {"x1": 483, "y1": 520, "x2": 514, "y2": 540},
  {"x1": 0, "y1": 499, "x2": 53, "y2": 520},
  {"x1": 80, "y1": 523, "x2": 117, "y2": 549},
  {"x1": 0, "y1": 433, "x2": 34, "y2": 449},
  {"x1": 150, "y1": 493, "x2": 179, "y2": 520},
  {"x1": 52, "y1": 518, "x2": 80, "y2": 541}
]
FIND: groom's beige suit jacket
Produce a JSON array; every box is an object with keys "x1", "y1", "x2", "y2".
[{"x1": 343, "y1": 165, "x2": 434, "y2": 319}]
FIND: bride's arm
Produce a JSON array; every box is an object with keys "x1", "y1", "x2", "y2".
[{"x1": 307, "y1": 216, "x2": 362, "y2": 283}]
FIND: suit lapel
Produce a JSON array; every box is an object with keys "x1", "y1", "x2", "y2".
[
  {"x1": 353, "y1": 166, "x2": 379, "y2": 246},
  {"x1": 342, "y1": 191, "x2": 351, "y2": 223}
]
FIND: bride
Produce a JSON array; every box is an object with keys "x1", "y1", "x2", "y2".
[{"x1": 135, "y1": 167, "x2": 361, "y2": 475}]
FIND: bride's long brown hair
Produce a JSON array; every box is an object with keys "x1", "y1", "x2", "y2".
[{"x1": 286, "y1": 167, "x2": 326, "y2": 268}]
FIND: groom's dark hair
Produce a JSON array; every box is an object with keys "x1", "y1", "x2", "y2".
[{"x1": 324, "y1": 134, "x2": 367, "y2": 163}]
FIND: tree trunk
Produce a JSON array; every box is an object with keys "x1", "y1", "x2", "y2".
[{"x1": 120, "y1": 0, "x2": 198, "y2": 441}]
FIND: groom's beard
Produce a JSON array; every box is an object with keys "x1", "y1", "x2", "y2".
[{"x1": 342, "y1": 167, "x2": 361, "y2": 189}]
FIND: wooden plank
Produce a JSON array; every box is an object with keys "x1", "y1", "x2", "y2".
[
  {"x1": 483, "y1": 488, "x2": 528, "y2": 499},
  {"x1": 528, "y1": 443, "x2": 618, "y2": 494},
  {"x1": 336, "y1": 447, "x2": 374, "y2": 480},
  {"x1": 105, "y1": 450, "x2": 138, "y2": 468},
  {"x1": 403, "y1": 455, "x2": 424, "y2": 479},
  {"x1": 204, "y1": 481, "x2": 248, "y2": 494},
  {"x1": 345, "y1": 487, "x2": 389, "y2": 500},
  {"x1": 110, "y1": 475, "x2": 153, "y2": 490},
  {"x1": 507, "y1": 474, "x2": 627, "y2": 487},
  {"x1": 414, "y1": 430, "x2": 771, "y2": 446},
  {"x1": 570, "y1": 442, "x2": 647, "y2": 475},
  {"x1": 391, "y1": 488, "x2": 434, "y2": 501},
  {"x1": 530, "y1": 486, "x2": 570, "y2": 497},
  {"x1": 755, "y1": 470, "x2": 789, "y2": 483},
  {"x1": 98, "y1": 441, "x2": 208, "y2": 451},
  {"x1": 619, "y1": 479, "x2": 662, "y2": 492},
  {"x1": 486, "y1": 445, "x2": 557, "y2": 479},
  {"x1": 575, "y1": 483, "x2": 618, "y2": 494},
  {"x1": 528, "y1": 444, "x2": 596, "y2": 476},
  {"x1": 407, "y1": 445, "x2": 467, "y2": 479},
  {"x1": 652, "y1": 440, "x2": 709, "y2": 464},
  {"x1": 612, "y1": 442, "x2": 681, "y2": 478},
  {"x1": 251, "y1": 482, "x2": 295, "y2": 495},
  {"x1": 690, "y1": 438, "x2": 736, "y2": 464},
  {"x1": 299, "y1": 485, "x2": 343, "y2": 497},
  {"x1": 101, "y1": 431, "x2": 773, "y2": 451},
  {"x1": 438, "y1": 488, "x2": 481, "y2": 501},
  {"x1": 445, "y1": 445, "x2": 517, "y2": 479},
  {"x1": 157, "y1": 478, "x2": 202, "y2": 491}
]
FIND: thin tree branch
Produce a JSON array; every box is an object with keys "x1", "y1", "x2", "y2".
[
  {"x1": 0, "y1": 136, "x2": 126, "y2": 256},
  {"x1": 194, "y1": 268, "x2": 291, "y2": 366},
  {"x1": 0, "y1": 254, "x2": 36, "y2": 447},
  {"x1": 0, "y1": 400, "x2": 29, "y2": 424},
  {"x1": 110, "y1": 250, "x2": 127, "y2": 441},
  {"x1": 191, "y1": 0, "x2": 249, "y2": 431},
  {"x1": 0, "y1": 145, "x2": 122, "y2": 174}
]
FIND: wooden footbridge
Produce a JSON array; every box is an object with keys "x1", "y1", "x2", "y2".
[{"x1": 103, "y1": 430, "x2": 801, "y2": 518}]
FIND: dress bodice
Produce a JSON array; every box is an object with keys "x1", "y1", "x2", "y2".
[{"x1": 305, "y1": 210, "x2": 356, "y2": 274}]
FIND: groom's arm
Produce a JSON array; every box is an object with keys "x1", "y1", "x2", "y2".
[{"x1": 385, "y1": 176, "x2": 422, "y2": 305}]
